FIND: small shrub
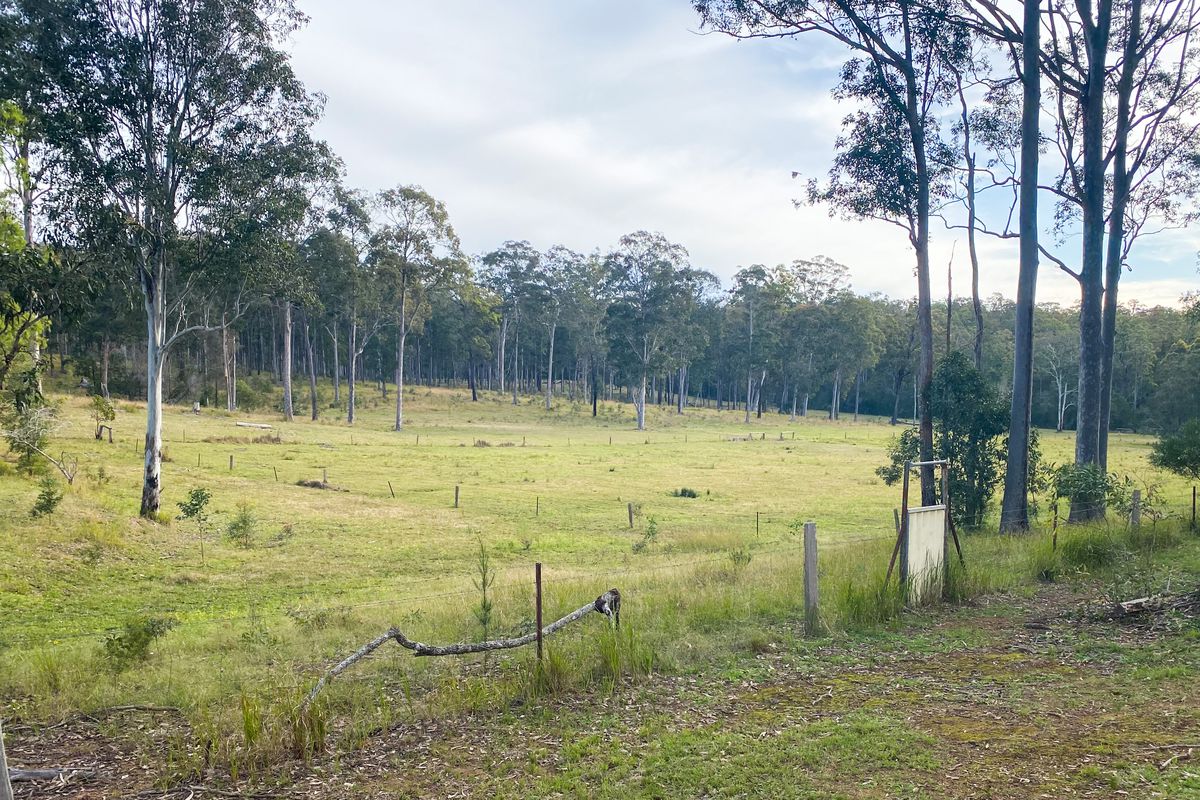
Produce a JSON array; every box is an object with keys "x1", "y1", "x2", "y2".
[
  {"x1": 102, "y1": 616, "x2": 177, "y2": 671},
  {"x1": 177, "y1": 487, "x2": 212, "y2": 563},
  {"x1": 472, "y1": 541, "x2": 496, "y2": 645},
  {"x1": 85, "y1": 464, "x2": 112, "y2": 485},
  {"x1": 1150, "y1": 419, "x2": 1200, "y2": 481},
  {"x1": 671, "y1": 487, "x2": 699, "y2": 498},
  {"x1": 632, "y1": 517, "x2": 659, "y2": 554},
  {"x1": 728, "y1": 547, "x2": 753, "y2": 569},
  {"x1": 30, "y1": 475, "x2": 64, "y2": 517},
  {"x1": 90, "y1": 395, "x2": 115, "y2": 438},
  {"x1": 226, "y1": 502, "x2": 258, "y2": 547},
  {"x1": 286, "y1": 605, "x2": 356, "y2": 631},
  {"x1": 473, "y1": 439, "x2": 491, "y2": 447}
]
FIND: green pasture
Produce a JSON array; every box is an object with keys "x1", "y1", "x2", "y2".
[{"x1": 0, "y1": 383, "x2": 1195, "y2": 778}]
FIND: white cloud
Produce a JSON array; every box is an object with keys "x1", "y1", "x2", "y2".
[{"x1": 290, "y1": 0, "x2": 1197, "y2": 303}]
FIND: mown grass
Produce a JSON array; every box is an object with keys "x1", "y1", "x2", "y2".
[{"x1": 1, "y1": 381, "x2": 1197, "y2": 781}]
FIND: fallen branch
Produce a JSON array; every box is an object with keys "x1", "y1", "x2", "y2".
[
  {"x1": 302, "y1": 589, "x2": 621, "y2": 713},
  {"x1": 235, "y1": 422, "x2": 273, "y2": 430},
  {"x1": 8, "y1": 767, "x2": 94, "y2": 782}
]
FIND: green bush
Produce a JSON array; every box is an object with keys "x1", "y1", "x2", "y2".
[
  {"x1": 671, "y1": 487, "x2": 699, "y2": 498},
  {"x1": 30, "y1": 475, "x2": 63, "y2": 517},
  {"x1": 876, "y1": 353, "x2": 1011, "y2": 528},
  {"x1": 1150, "y1": 419, "x2": 1200, "y2": 481},
  {"x1": 1053, "y1": 464, "x2": 1129, "y2": 520},
  {"x1": 226, "y1": 502, "x2": 258, "y2": 547},
  {"x1": 102, "y1": 616, "x2": 177, "y2": 671}
]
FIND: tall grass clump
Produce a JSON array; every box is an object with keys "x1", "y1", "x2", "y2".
[
  {"x1": 1059, "y1": 525, "x2": 1124, "y2": 571},
  {"x1": 834, "y1": 573, "x2": 906, "y2": 629}
]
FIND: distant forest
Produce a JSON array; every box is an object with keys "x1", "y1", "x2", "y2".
[{"x1": 53, "y1": 248, "x2": 1200, "y2": 440}]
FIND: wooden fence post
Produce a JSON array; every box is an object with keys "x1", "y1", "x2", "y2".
[
  {"x1": 627, "y1": 502, "x2": 634, "y2": 528},
  {"x1": 803, "y1": 521, "x2": 819, "y2": 636},
  {"x1": 1130, "y1": 489, "x2": 1141, "y2": 528},
  {"x1": 756, "y1": 511, "x2": 760, "y2": 537},
  {"x1": 388, "y1": 481, "x2": 395, "y2": 498},
  {"x1": 322, "y1": 468, "x2": 328, "y2": 484},
  {"x1": 535, "y1": 496, "x2": 539, "y2": 516},
  {"x1": 229, "y1": 454, "x2": 234, "y2": 470},
  {"x1": 454, "y1": 485, "x2": 460, "y2": 508},
  {"x1": 535, "y1": 563, "x2": 543, "y2": 662},
  {"x1": 1192, "y1": 486, "x2": 1196, "y2": 532},
  {"x1": 272, "y1": 466, "x2": 278, "y2": 482}
]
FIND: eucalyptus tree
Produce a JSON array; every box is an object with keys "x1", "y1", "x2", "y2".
[
  {"x1": 603, "y1": 231, "x2": 693, "y2": 431},
  {"x1": 695, "y1": 0, "x2": 969, "y2": 504},
  {"x1": 371, "y1": 185, "x2": 464, "y2": 431},
  {"x1": 561, "y1": 251, "x2": 611, "y2": 416},
  {"x1": 479, "y1": 240, "x2": 540, "y2": 399},
  {"x1": 49, "y1": 0, "x2": 322, "y2": 515},
  {"x1": 535, "y1": 245, "x2": 580, "y2": 410},
  {"x1": 727, "y1": 265, "x2": 787, "y2": 423}
]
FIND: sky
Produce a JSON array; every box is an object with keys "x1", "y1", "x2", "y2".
[{"x1": 289, "y1": 0, "x2": 1198, "y2": 307}]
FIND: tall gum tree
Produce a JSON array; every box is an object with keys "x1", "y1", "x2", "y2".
[
  {"x1": 371, "y1": 185, "x2": 464, "y2": 431},
  {"x1": 603, "y1": 231, "x2": 692, "y2": 432},
  {"x1": 695, "y1": 0, "x2": 968, "y2": 504},
  {"x1": 61, "y1": 0, "x2": 321, "y2": 515}
]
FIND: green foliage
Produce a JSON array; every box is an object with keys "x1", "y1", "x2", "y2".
[
  {"x1": 30, "y1": 474, "x2": 63, "y2": 517},
  {"x1": 89, "y1": 394, "x2": 115, "y2": 426},
  {"x1": 1, "y1": 369, "x2": 51, "y2": 473},
  {"x1": 1052, "y1": 464, "x2": 1130, "y2": 520},
  {"x1": 178, "y1": 487, "x2": 214, "y2": 562},
  {"x1": 728, "y1": 547, "x2": 752, "y2": 569},
  {"x1": 225, "y1": 502, "x2": 258, "y2": 547},
  {"x1": 632, "y1": 516, "x2": 659, "y2": 554},
  {"x1": 671, "y1": 487, "x2": 699, "y2": 498},
  {"x1": 472, "y1": 540, "x2": 495, "y2": 642},
  {"x1": 1150, "y1": 419, "x2": 1200, "y2": 480},
  {"x1": 876, "y1": 353, "x2": 1010, "y2": 528},
  {"x1": 177, "y1": 487, "x2": 212, "y2": 524},
  {"x1": 101, "y1": 616, "x2": 177, "y2": 671}
]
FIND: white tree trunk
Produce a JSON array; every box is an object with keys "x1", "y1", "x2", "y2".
[
  {"x1": 140, "y1": 264, "x2": 166, "y2": 516},
  {"x1": 305, "y1": 317, "x2": 319, "y2": 421},
  {"x1": 347, "y1": 317, "x2": 357, "y2": 425},
  {"x1": 744, "y1": 370, "x2": 753, "y2": 425},
  {"x1": 636, "y1": 369, "x2": 647, "y2": 431},
  {"x1": 497, "y1": 315, "x2": 507, "y2": 393},
  {"x1": 330, "y1": 325, "x2": 340, "y2": 404},
  {"x1": 544, "y1": 321, "x2": 556, "y2": 411},
  {"x1": 282, "y1": 302, "x2": 294, "y2": 422},
  {"x1": 395, "y1": 329, "x2": 406, "y2": 431}
]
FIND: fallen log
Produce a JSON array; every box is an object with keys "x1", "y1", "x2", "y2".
[
  {"x1": 302, "y1": 589, "x2": 621, "y2": 713},
  {"x1": 234, "y1": 422, "x2": 273, "y2": 430}
]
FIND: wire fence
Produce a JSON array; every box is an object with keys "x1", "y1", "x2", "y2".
[{"x1": 0, "y1": 531, "x2": 890, "y2": 650}]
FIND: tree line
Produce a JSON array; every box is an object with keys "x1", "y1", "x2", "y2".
[{"x1": 1, "y1": 0, "x2": 1199, "y2": 524}]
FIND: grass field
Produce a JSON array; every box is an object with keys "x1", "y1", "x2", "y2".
[{"x1": 2, "y1": 383, "x2": 1198, "y2": 797}]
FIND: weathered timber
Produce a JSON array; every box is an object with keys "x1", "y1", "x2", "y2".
[{"x1": 302, "y1": 589, "x2": 621, "y2": 712}]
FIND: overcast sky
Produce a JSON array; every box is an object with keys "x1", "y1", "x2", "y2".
[{"x1": 290, "y1": 0, "x2": 1198, "y2": 307}]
